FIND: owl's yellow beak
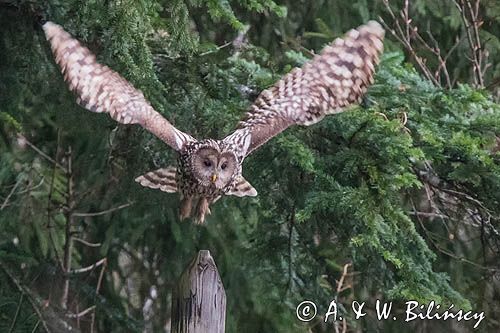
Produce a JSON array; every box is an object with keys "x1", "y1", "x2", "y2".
[{"x1": 211, "y1": 173, "x2": 218, "y2": 183}]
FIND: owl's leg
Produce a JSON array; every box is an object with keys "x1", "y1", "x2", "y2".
[
  {"x1": 194, "y1": 197, "x2": 211, "y2": 224},
  {"x1": 211, "y1": 195, "x2": 222, "y2": 204},
  {"x1": 179, "y1": 196, "x2": 193, "y2": 220}
]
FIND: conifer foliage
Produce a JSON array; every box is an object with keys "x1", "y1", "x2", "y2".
[{"x1": 0, "y1": 0, "x2": 499, "y2": 332}]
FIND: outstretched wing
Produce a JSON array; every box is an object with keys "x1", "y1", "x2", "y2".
[
  {"x1": 43, "y1": 22, "x2": 194, "y2": 151},
  {"x1": 223, "y1": 21, "x2": 384, "y2": 159}
]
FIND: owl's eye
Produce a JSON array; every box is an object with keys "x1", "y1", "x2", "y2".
[
  {"x1": 221, "y1": 162, "x2": 228, "y2": 170},
  {"x1": 203, "y1": 160, "x2": 212, "y2": 167}
]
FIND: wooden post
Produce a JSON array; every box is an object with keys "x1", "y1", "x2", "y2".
[{"x1": 171, "y1": 250, "x2": 226, "y2": 333}]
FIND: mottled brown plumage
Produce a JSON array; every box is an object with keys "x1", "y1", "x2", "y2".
[{"x1": 43, "y1": 21, "x2": 384, "y2": 224}]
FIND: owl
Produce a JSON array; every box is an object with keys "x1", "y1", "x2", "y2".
[{"x1": 43, "y1": 21, "x2": 384, "y2": 224}]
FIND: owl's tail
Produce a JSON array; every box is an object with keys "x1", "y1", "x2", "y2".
[{"x1": 135, "y1": 166, "x2": 178, "y2": 193}]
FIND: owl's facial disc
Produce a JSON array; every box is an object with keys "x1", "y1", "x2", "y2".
[
  {"x1": 192, "y1": 147, "x2": 237, "y2": 189},
  {"x1": 214, "y1": 153, "x2": 237, "y2": 187}
]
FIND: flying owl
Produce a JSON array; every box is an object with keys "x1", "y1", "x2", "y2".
[{"x1": 43, "y1": 21, "x2": 384, "y2": 224}]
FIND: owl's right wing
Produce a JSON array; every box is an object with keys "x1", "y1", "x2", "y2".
[
  {"x1": 223, "y1": 21, "x2": 384, "y2": 159},
  {"x1": 43, "y1": 22, "x2": 194, "y2": 151}
]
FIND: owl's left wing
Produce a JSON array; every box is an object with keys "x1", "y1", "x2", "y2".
[
  {"x1": 43, "y1": 22, "x2": 194, "y2": 151},
  {"x1": 223, "y1": 21, "x2": 384, "y2": 159}
]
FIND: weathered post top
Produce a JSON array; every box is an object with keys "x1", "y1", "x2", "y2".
[{"x1": 171, "y1": 250, "x2": 226, "y2": 333}]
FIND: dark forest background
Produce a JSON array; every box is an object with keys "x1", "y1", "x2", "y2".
[{"x1": 0, "y1": 0, "x2": 499, "y2": 332}]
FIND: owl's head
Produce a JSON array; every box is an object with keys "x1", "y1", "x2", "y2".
[{"x1": 191, "y1": 140, "x2": 239, "y2": 189}]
